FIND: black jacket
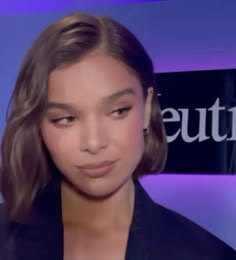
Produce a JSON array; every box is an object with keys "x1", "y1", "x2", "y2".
[{"x1": 0, "y1": 179, "x2": 236, "y2": 260}]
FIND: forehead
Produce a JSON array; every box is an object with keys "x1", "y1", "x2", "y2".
[{"x1": 47, "y1": 52, "x2": 142, "y2": 103}]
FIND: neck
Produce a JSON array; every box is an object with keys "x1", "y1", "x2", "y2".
[{"x1": 61, "y1": 179, "x2": 135, "y2": 230}]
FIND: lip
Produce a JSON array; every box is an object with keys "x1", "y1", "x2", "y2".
[
  {"x1": 79, "y1": 160, "x2": 116, "y2": 169},
  {"x1": 78, "y1": 160, "x2": 117, "y2": 177}
]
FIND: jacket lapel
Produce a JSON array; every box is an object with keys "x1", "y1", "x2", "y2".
[
  {"x1": 10, "y1": 179, "x2": 64, "y2": 260},
  {"x1": 125, "y1": 180, "x2": 158, "y2": 260}
]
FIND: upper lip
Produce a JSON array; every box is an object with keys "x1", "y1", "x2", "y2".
[{"x1": 79, "y1": 160, "x2": 116, "y2": 169}]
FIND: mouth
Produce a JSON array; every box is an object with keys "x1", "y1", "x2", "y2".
[{"x1": 78, "y1": 160, "x2": 117, "y2": 177}]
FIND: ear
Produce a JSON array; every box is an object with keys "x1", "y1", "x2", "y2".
[{"x1": 144, "y1": 87, "x2": 154, "y2": 129}]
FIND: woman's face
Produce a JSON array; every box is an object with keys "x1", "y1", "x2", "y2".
[{"x1": 40, "y1": 52, "x2": 153, "y2": 198}]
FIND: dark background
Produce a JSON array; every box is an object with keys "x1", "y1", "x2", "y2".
[{"x1": 156, "y1": 69, "x2": 236, "y2": 174}]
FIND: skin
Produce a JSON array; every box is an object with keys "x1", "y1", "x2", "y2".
[{"x1": 40, "y1": 51, "x2": 153, "y2": 260}]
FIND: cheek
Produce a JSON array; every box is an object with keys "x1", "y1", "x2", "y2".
[
  {"x1": 113, "y1": 108, "x2": 144, "y2": 155},
  {"x1": 40, "y1": 123, "x2": 78, "y2": 158}
]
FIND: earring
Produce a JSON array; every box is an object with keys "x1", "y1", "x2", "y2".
[{"x1": 143, "y1": 127, "x2": 150, "y2": 135}]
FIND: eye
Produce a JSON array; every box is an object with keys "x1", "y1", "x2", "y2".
[
  {"x1": 111, "y1": 106, "x2": 132, "y2": 119},
  {"x1": 50, "y1": 116, "x2": 76, "y2": 126}
]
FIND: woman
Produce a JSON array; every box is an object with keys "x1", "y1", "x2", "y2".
[{"x1": 0, "y1": 13, "x2": 235, "y2": 260}]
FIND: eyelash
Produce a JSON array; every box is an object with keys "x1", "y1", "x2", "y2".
[
  {"x1": 50, "y1": 116, "x2": 75, "y2": 124},
  {"x1": 111, "y1": 106, "x2": 132, "y2": 118},
  {"x1": 49, "y1": 106, "x2": 133, "y2": 125}
]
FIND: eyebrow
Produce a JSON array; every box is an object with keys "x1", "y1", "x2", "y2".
[{"x1": 45, "y1": 87, "x2": 136, "y2": 111}]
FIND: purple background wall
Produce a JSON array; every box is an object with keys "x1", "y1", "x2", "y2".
[{"x1": 0, "y1": 0, "x2": 165, "y2": 14}]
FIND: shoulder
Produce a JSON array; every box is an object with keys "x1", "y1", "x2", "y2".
[
  {"x1": 150, "y1": 201, "x2": 236, "y2": 258},
  {"x1": 0, "y1": 203, "x2": 10, "y2": 258},
  {"x1": 0, "y1": 203, "x2": 13, "y2": 249},
  {"x1": 0, "y1": 203, "x2": 9, "y2": 240}
]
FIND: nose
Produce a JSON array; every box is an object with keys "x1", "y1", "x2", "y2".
[{"x1": 79, "y1": 117, "x2": 108, "y2": 154}]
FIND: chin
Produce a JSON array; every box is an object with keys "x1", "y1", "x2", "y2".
[{"x1": 71, "y1": 176, "x2": 130, "y2": 200}]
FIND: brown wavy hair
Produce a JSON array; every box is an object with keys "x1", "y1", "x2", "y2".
[{"x1": 0, "y1": 13, "x2": 167, "y2": 220}]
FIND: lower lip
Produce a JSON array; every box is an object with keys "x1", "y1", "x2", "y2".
[{"x1": 79, "y1": 162, "x2": 116, "y2": 177}]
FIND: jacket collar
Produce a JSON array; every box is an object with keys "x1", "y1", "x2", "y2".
[
  {"x1": 125, "y1": 179, "x2": 154, "y2": 260},
  {"x1": 10, "y1": 178, "x2": 63, "y2": 260}
]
